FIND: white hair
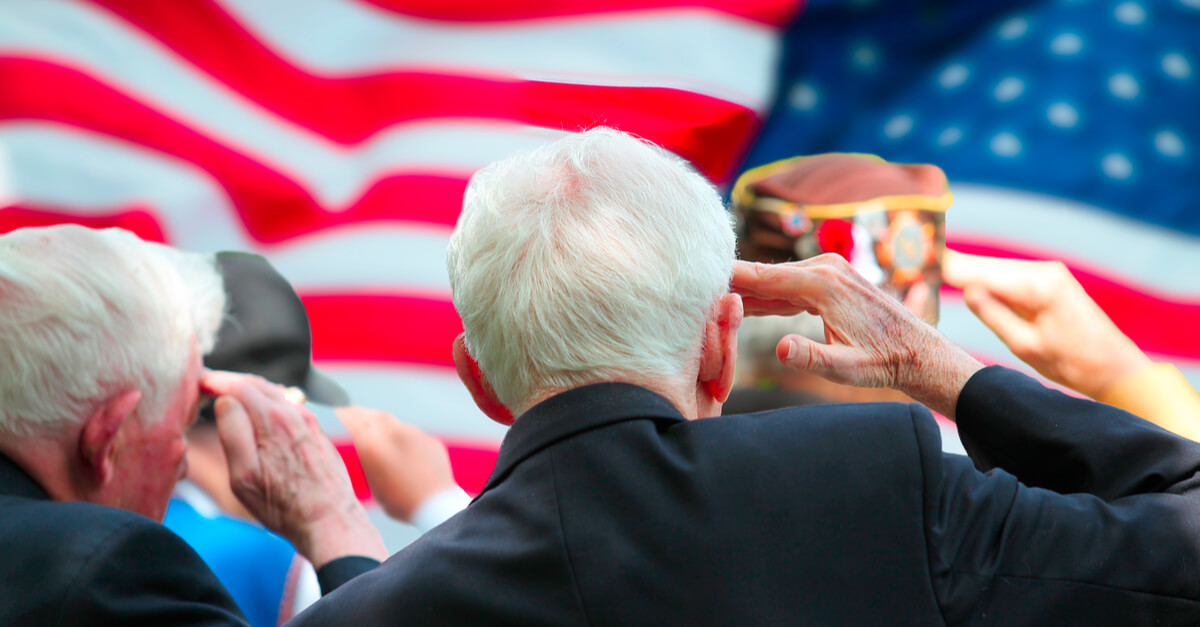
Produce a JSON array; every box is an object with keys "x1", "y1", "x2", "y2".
[
  {"x1": 447, "y1": 128, "x2": 735, "y2": 412},
  {"x1": 0, "y1": 226, "x2": 226, "y2": 438}
]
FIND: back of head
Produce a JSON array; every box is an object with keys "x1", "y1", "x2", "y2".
[
  {"x1": 447, "y1": 128, "x2": 735, "y2": 413},
  {"x1": 0, "y1": 226, "x2": 226, "y2": 438}
]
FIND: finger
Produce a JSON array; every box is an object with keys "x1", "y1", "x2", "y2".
[
  {"x1": 200, "y1": 369, "x2": 243, "y2": 396},
  {"x1": 336, "y1": 406, "x2": 382, "y2": 446},
  {"x1": 941, "y1": 252, "x2": 1062, "y2": 309},
  {"x1": 204, "y1": 369, "x2": 306, "y2": 432},
  {"x1": 201, "y1": 372, "x2": 273, "y2": 441},
  {"x1": 942, "y1": 250, "x2": 1007, "y2": 287},
  {"x1": 777, "y1": 335, "x2": 890, "y2": 388},
  {"x1": 736, "y1": 256, "x2": 856, "y2": 300},
  {"x1": 775, "y1": 334, "x2": 834, "y2": 375},
  {"x1": 337, "y1": 410, "x2": 391, "y2": 474},
  {"x1": 214, "y1": 395, "x2": 261, "y2": 485},
  {"x1": 939, "y1": 249, "x2": 966, "y2": 285},
  {"x1": 730, "y1": 261, "x2": 775, "y2": 299},
  {"x1": 335, "y1": 406, "x2": 363, "y2": 432},
  {"x1": 962, "y1": 285, "x2": 1042, "y2": 357},
  {"x1": 200, "y1": 369, "x2": 278, "y2": 399},
  {"x1": 732, "y1": 263, "x2": 824, "y2": 308},
  {"x1": 232, "y1": 382, "x2": 286, "y2": 443},
  {"x1": 731, "y1": 261, "x2": 807, "y2": 299}
]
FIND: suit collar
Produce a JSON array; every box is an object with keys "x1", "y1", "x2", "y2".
[
  {"x1": 477, "y1": 382, "x2": 686, "y2": 497},
  {"x1": 0, "y1": 452, "x2": 50, "y2": 500}
]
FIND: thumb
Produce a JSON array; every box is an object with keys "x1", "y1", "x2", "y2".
[
  {"x1": 776, "y1": 334, "x2": 834, "y2": 375},
  {"x1": 214, "y1": 395, "x2": 260, "y2": 484},
  {"x1": 776, "y1": 334, "x2": 880, "y2": 387}
]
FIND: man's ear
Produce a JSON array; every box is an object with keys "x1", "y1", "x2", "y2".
[
  {"x1": 452, "y1": 334, "x2": 516, "y2": 426},
  {"x1": 699, "y1": 293, "x2": 743, "y2": 407},
  {"x1": 78, "y1": 389, "x2": 142, "y2": 486}
]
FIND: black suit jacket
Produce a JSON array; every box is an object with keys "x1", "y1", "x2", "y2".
[
  {"x1": 293, "y1": 367, "x2": 1200, "y2": 625},
  {"x1": 0, "y1": 454, "x2": 378, "y2": 626},
  {"x1": 0, "y1": 454, "x2": 247, "y2": 626}
]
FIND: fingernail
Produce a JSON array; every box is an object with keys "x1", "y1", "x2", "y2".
[{"x1": 786, "y1": 339, "x2": 798, "y2": 360}]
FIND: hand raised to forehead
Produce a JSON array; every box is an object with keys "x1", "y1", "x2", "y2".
[
  {"x1": 731, "y1": 256, "x2": 981, "y2": 418},
  {"x1": 200, "y1": 370, "x2": 387, "y2": 568}
]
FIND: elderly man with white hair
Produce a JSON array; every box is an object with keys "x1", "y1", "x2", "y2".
[
  {"x1": 291, "y1": 128, "x2": 1200, "y2": 626},
  {"x1": 0, "y1": 225, "x2": 385, "y2": 626}
]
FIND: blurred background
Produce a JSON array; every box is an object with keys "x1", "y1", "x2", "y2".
[{"x1": 1, "y1": 0, "x2": 1196, "y2": 550}]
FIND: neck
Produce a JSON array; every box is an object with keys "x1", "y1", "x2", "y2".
[
  {"x1": 0, "y1": 433, "x2": 88, "y2": 503},
  {"x1": 522, "y1": 374, "x2": 708, "y2": 421}
]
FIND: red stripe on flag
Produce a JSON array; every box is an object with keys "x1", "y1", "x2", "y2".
[
  {"x1": 0, "y1": 57, "x2": 757, "y2": 237},
  {"x1": 0, "y1": 205, "x2": 168, "y2": 242},
  {"x1": 947, "y1": 240, "x2": 1200, "y2": 360},
  {"x1": 10, "y1": 206, "x2": 1198, "y2": 365},
  {"x1": 444, "y1": 441, "x2": 502, "y2": 496},
  {"x1": 0, "y1": 59, "x2": 471, "y2": 242},
  {"x1": 355, "y1": 0, "x2": 802, "y2": 27},
  {"x1": 301, "y1": 292, "x2": 462, "y2": 366},
  {"x1": 86, "y1": 1, "x2": 762, "y2": 181},
  {"x1": 333, "y1": 441, "x2": 374, "y2": 501}
]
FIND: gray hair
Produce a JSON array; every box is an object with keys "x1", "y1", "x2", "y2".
[
  {"x1": 0, "y1": 226, "x2": 226, "y2": 438},
  {"x1": 447, "y1": 128, "x2": 735, "y2": 413}
]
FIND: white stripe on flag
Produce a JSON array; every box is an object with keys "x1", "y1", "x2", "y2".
[
  {"x1": 0, "y1": 123, "x2": 454, "y2": 292},
  {"x1": 8, "y1": 123, "x2": 1198, "y2": 300},
  {"x1": 949, "y1": 183, "x2": 1200, "y2": 297},
  {"x1": 218, "y1": 0, "x2": 780, "y2": 110},
  {"x1": 311, "y1": 363, "x2": 505, "y2": 443}
]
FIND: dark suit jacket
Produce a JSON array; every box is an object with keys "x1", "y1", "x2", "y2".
[
  {"x1": 0, "y1": 454, "x2": 247, "y2": 626},
  {"x1": 0, "y1": 454, "x2": 379, "y2": 626},
  {"x1": 293, "y1": 367, "x2": 1200, "y2": 625}
]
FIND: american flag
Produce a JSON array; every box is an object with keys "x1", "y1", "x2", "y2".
[
  {"x1": 0, "y1": 0, "x2": 800, "y2": 548},
  {"x1": 747, "y1": 0, "x2": 1200, "y2": 401},
  {"x1": 2, "y1": 0, "x2": 1197, "y2": 549}
]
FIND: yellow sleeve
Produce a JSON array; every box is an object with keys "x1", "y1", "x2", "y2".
[{"x1": 1097, "y1": 362, "x2": 1200, "y2": 443}]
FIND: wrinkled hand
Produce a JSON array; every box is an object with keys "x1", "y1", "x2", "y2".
[
  {"x1": 201, "y1": 371, "x2": 387, "y2": 568},
  {"x1": 336, "y1": 407, "x2": 458, "y2": 523},
  {"x1": 942, "y1": 250, "x2": 1150, "y2": 399},
  {"x1": 732, "y1": 255, "x2": 982, "y2": 417}
]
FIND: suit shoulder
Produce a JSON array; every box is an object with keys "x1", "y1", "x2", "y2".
[
  {"x1": 0, "y1": 496, "x2": 164, "y2": 554},
  {"x1": 0, "y1": 497, "x2": 199, "y2": 585},
  {"x1": 700, "y1": 401, "x2": 939, "y2": 451},
  {"x1": 670, "y1": 401, "x2": 948, "y2": 502},
  {"x1": 0, "y1": 498, "x2": 244, "y2": 626}
]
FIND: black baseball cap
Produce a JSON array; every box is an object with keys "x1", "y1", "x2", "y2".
[{"x1": 200, "y1": 252, "x2": 349, "y2": 420}]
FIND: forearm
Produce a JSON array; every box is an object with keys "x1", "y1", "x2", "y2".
[
  {"x1": 955, "y1": 366, "x2": 1200, "y2": 499},
  {"x1": 1097, "y1": 362, "x2": 1200, "y2": 443},
  {"x1": 295, "y1": 502, "x2": 388, "y2": 570},
  {"x1": 932, "y1": 453, "x2": 1200, "y2": 623},
  {"x1": 896, "y1": 333, "x2": 983, "y2": 420}
]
